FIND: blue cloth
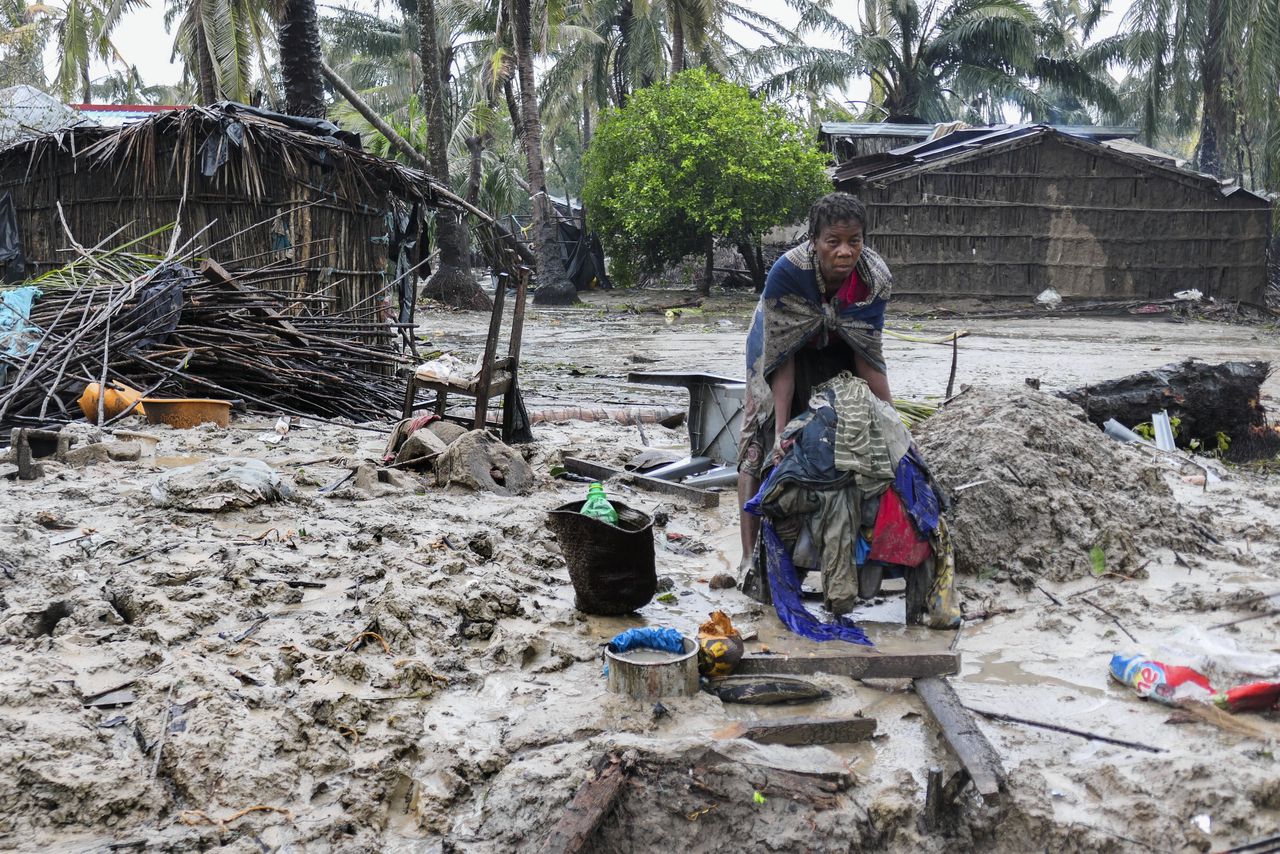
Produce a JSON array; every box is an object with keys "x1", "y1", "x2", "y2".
[
  {"x1": 746, "y1": 482, "x2": 873, "y2": 647},
  {"x1": 608, "y1": 627, "x2": 685, "y2": 655},
  {"x1": 0, "y1": 286, "x2": 42, "y2": 386},
  {"x1": 893, "y1": 448, "x2": 940, "y2": 536}
]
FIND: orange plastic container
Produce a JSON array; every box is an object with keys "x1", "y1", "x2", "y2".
[
  {"x1": 78, "y1": 382, "x2": 146, "y2": 423},
  {"x1": 141, "y1": 398, "x2": 232, "y2": 429}
]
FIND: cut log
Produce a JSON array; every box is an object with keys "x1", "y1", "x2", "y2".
[
  {"x1": 734, "y1": 650, "x2": 960, "y2": 680},
  {"x1": 914, "y1": 677, "x2": 1005, "y2": 803},
  {"x1": 1059, "y1": 359, "x2": 1270, "y2": 449},
  {"x1": 713, "y1": 715, "x2": 876, "y2": 745},
  {"x1": 537, "y1": 754, "x2": 630, "y2": 854}
]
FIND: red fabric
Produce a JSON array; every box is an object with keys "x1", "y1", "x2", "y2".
[
  {"x1": 868, "y1": 489, "x2": 932, "y2": 567},
  {"x1": 835, "y1": 268, "x2": 868, "y2": 306}
]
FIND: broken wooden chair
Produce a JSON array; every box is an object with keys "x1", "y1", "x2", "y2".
[{"x1": 402, "y1": 267, "x2": 530, "y2": 444}]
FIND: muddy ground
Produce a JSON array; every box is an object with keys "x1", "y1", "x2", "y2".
[{"x1": 1, "y1": 289, "x2": 1279, "y2": 853}]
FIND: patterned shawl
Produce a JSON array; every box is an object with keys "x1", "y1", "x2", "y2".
[{"x1": 739, "y1": 242, "x2": 892, "y2": 463}]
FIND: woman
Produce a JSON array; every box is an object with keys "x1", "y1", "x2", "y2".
[{"x1": 737, "y1": 192, "x2": 893, "y2": 572}]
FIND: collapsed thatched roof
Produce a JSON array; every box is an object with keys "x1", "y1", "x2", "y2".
[{"x1": 0, "y1": 101, "x2": 466, "y2": 213}]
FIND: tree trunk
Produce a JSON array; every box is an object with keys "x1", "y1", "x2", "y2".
[
  {"x1": 736, "y1": 238, "x2": 766, "y2": 292},
  {"x1": 465, "y1": 135, "x2": 485, "y2": 207},
  {"x1": 1195, "y1": 0, "x2": 1234, "y2": 177},
  {"x1": 323, "y1": 60, "x2": 535, "y2": 276},
  {"x1": 511, "y1": 0, "x2": 576, "y2": 305},
  {"x1": 701, "y1": 233, "x2": 714, "y2": 296},
  {"x1": 669, "y1": 1, "x2": 685, "y2": 75},
  {"x1": 278, "y1": 0, "x2": 326, "y2": 117},
  {"x1": 194, "y1": 15, "x2": 218, "y2": 105},
  {"x1": 418, "y1": 0, "x2": 491, "y2": 310},
  {"x1": 1058, "y1": 359, "x2": 1268, "y2": 454}
]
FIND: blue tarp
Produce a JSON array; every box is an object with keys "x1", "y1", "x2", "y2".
[{"x1": 0, "y1": 285, "x2": 42, "y2": 386}]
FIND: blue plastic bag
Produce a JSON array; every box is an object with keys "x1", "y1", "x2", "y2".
[{"x1": 608, "y1": 626, "x2": 686, "y2": 654}]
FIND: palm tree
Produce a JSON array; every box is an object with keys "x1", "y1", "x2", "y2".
[
  {"x1": 88, "y1": 65, "x2": 193, "y2": 103},
  {"x1": 166, "y1": 0, "x2": 276, "y2": 105},
  {"x1": 44, "y1": 0, "x2": 145, "y2": 102},
  {"x1": 510, "y1": 0, "x2": 575, "y2": 304},
  {"x1": 1120, "y1": 0, "x2": 1280, "y2": 183},
  {"x1": 418, "y1": 0, "x2": 492, "y2": 308},
  {"x1": 278, "y1": 0, "x2": 325, "y2": 116},
  {"x1": 749, "y1": 0, "x2": 1116, "y2": 124},
  {"x1": 0, "y1": 0, "x2": 49, "y2": 89}
]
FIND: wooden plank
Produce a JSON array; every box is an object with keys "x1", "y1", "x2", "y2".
[
  {"x1": 562, "y1": 456, "x2": 720, "y2": 508},
  {"x1": 200, "y1": 259, "x2": 307, "y2": 345},
  {"x1": 914, "y1": 677, "x2": 1005, "y2": 803},
  {"x1": 714, "y1": 715, "x2": 876, "y2": 746},
  {"x1": 734, "y1": 651, "x2": 960, "y2": 680},
  {"x1": 537, "y1": 756, "x2": 629, "y2": 854}
]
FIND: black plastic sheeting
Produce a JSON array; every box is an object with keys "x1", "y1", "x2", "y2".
[
  {"x1": 556, "y1": 220, "x2": 610, "y2": 291},
  {"x1": 118, "y1": 264, "x2": 193, "y2": 350},
  {"x1": 199, "y1": 102, "x2": 364, "y2": 178},
  {"x1": 386, "y1": 203, "x2": 424, "y2": 326},
  {"x1": 0, "y1": 192, "x2": 25, "y2": 284}
]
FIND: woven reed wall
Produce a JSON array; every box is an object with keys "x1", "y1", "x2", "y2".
[
  {"x1": 0, "y1": 125, "x2": 411, "y2": 317},
  {"x1": 843, "y1": 135, "x2": 1271, "y2": 303}
]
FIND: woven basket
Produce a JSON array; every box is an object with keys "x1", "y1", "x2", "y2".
[{"x1": 547, "y1": 499, "x2": 656, "y2": 615}]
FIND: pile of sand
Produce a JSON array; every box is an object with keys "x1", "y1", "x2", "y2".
[{"x1": 914, "y1": 387, "x2": 1214, "y2": 582}]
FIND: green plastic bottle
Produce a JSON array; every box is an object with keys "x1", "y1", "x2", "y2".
[{"x1": 580, "y1": 482, "x2": 619, "y2": 525}]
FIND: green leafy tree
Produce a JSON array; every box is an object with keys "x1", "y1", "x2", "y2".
[{"x1": 583, "y1": 68, "x2": 829, "y2": 295}]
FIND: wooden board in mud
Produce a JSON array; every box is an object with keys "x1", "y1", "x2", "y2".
[
  {"x1": 714, "y1": 715, "x2": 877, "y2": 745},
  {"x1": 734, "y1": 650, "x2": 961, "y2": 679},
  {"x1": 914, "y1": 676, "x2": 1005, "y2": 803}
]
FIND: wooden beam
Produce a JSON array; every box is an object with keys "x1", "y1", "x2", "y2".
[
  {"x1": 537, "y1": 755, "x2": 629, "y2": 854},
  {"x1": 714, "y1": 715, "x2": 876, "y2": 746},
  {"x1": 914, "y1": 677, "x2": 1005, "y2": 803},
  {"x1": 200, "y1": 259, "x2": 307, "y2": 346},
  {"x1": 734, "y1": 650, "x2": 960, "y2": 680},
  {"x1": 561, "y1": 456, "x2": 720, "y2": 508}
]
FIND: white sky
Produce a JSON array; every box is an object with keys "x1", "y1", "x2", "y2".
[{"x1": 62, "y1": 0, "x2": 1134, "y2": 102}]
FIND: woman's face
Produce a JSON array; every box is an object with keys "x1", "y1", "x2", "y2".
[{"x1": 814, "y1": 219, "x2": 864, "y2": 285}]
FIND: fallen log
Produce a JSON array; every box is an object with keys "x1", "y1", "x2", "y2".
[{"x1": 1059, "y1": 359, "x2": 1270, "y2": 450}]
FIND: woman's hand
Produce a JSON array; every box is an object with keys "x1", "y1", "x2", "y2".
[{"x1": 772, "y1": 434, "x2": 795, "y2": 463}]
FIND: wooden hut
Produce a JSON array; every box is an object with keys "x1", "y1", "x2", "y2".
[
  {"x1": 833, "y1": 125, "x2": 1273, "y2": 304},
  {"x1": 0, "y1": 103, "x2": 462, "y2": 315}
]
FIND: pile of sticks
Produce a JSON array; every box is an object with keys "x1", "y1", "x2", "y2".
[{"x1": 0, "y1": 236, "x2": 409, "y2": 434}]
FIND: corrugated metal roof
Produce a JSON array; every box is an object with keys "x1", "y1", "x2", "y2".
[
  {"x1": 832, "y1": 124, "x2": 1262, "y2": 204},
  {"x1": 820, "y1": 121, "x2": 1139, "y2": 141},
  {"x1": 820, "y1": 122, "x2": 935, "y2": 138},
  {"x1": 0, "y1": 85, "x2": 96, "y2": 145},
  {"x1": 72, "y1": 103, "x2": 186, "y2": 127}
]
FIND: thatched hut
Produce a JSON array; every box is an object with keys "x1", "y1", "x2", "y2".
[
  {"x1": 833, "y1": 125, "x2": 1273, "y2": 304},
  {"x1": 0, "y1": 102, "x2": 463, "y2": 315}
]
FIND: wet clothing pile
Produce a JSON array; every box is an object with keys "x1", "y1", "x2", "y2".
[{"x1": 746, "y1": 372, "x2": 960, "y2": 641}]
